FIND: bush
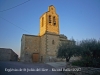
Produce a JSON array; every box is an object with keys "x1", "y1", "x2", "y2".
[
  {"x1": 71, "y1": 60, "x2": 85, "y2": 67},
  {"x1": 72, "y1": 39, "x2": 100, "y2": 68},
  {"x1": 71, "y1": 57, "x2": 100, "y2": 68}
]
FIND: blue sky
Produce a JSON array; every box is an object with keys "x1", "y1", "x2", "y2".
[{"x1": 0, "y1": 0, "x2": 100, "y2": 57}]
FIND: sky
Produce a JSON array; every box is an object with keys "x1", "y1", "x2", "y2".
[{"x1": 0, "y1": 0, "x2": 100, "y2": 57}]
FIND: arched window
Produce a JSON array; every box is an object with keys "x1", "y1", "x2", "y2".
[
  {"x1": 49, "y1": 15, "x2": 51, "y2": 23},
  {"x1": 52, "y1": 40, "x2": 55, "y2": 44},
  {"x1": 42, "y1": 17, "x2": 44, "y2": 27},
  {"x1": 53, "y1": 16, "x2": 56, "y2": 25}
]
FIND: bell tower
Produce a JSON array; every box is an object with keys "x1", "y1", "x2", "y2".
[{"x1": 39, "y1": 5, "x2": 59, "y2": 36}]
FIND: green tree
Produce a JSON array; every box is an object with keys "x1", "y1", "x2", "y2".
[
  {"x1": 57, "y1": 39, "x2": 81, "y2": 62},
  {"x1": 79, "y1": 39, "x2": 100, "y2": 67},
  {"x1": 72, "y1": 39, "x2": 100, "y2": 67}
]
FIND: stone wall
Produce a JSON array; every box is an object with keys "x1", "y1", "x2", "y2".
[
  {"x1": 20, "y1": 35, "x2": 25, "y2": 62},
  {"x1": 0, "y1": 48, "x2": 18, "y2": 61},
  {"x1": 20, "y1": 34, "x2": 40, "y2": 62},
  {"x1": 0, "y1": 48, "x2": 11, "y2": 61},
  {"x1": 39, "y1": 5, "x2": 59, "y2": 36},
  {"x1": 40, "y1": 34, "x2": 46, "y2": 62},
  {"x1": 20, "y1": 33, "x2": 72, "y2": 63},
  {"x1": 46, "y1": 32, "x2": 59, "y2": 62},
  {"x1": 39, "y1": 14, "x2": 47, "y2": 36},
  {"x1": 46, "y1": 33, "x2": 59, "y2": 56},
  {"x1": 46, "y1": 6, "x2": 59, "y2": 35},
  {"x1": 10, "y1": 50, "x2": 18, "y2": 61}
]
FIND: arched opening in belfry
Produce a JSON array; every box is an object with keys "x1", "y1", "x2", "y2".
[
  {"x1": 49, "y1": 15, "x2": 51, "y2": 23},
  {"x1": 42, "y1": 17, "x2": 44, "y2": 27},
  {"x1": 53, "y1": 16, "x2": 56, "y2": 25}
]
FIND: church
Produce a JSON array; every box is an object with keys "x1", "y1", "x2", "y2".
[{"x1": 20, "y1": 5, "x2": 71, "y2": 63}]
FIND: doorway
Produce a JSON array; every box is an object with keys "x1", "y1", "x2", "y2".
[{"x1": 32, "y1": 53, "x2": 39, "y2": 62}]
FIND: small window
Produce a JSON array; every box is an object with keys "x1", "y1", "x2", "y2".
[
  {"x1": 49, "y1": 15, "x2": 51, "y2": 23},
  {"x1": 52, "y1": 40, "x2": 55, "y2": 44},
  {"x1": 53, "y1": 16, "x2": 56, "y2": 25}
]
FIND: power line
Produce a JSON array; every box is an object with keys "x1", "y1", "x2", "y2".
[
  {"x1": 0, "y1": 16, "x2": 31, "y2": 34},
  {"x1": 0, "y1": 0, "x2": 30, "y2": 12}
]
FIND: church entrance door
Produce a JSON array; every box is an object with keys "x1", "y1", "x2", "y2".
[{"x1": 32, "y1": 53, "x2": 39, "y2": 62}]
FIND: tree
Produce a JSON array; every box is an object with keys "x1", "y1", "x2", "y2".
[
  {"x1": 57, "y1": 39, "x2": 80, "y2": 62},
  {"x1": 79, "y1": 39, "x2": 100, "y2": 67},
  {"x1": 71, "y1": 39, "x2": 100, "y2": 67}
]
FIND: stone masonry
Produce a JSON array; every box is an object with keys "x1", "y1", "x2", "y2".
[{"x1": 0, "y1": 48, "x2": 18, "y2": 61}]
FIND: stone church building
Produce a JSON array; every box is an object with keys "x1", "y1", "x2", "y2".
[{"x1": 20, "y1": 5, "x2": 71, "y2": 63}]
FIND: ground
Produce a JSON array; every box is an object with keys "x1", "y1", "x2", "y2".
[
  {"x1": 46, "y1": 62, "x2": 66, "y2": 69},
  {"x1": 0, "y1": 61, "x2": 66, "y2": 75}
]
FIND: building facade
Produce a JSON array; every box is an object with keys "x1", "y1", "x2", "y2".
[
  {"x1": 20, "y1": 5, "x2": 70, "y2": 63},
  {"x1": 0, "y1": 48, "x2": 18, "y2": 61}
]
